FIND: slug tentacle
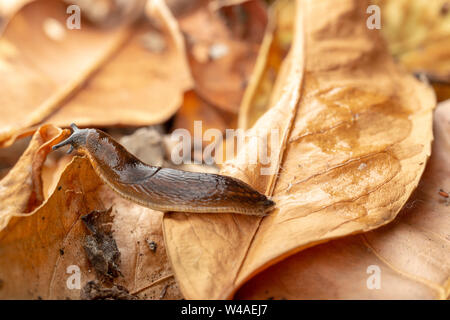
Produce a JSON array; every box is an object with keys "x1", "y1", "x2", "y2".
[
  {"x1": 52, "y1": 124, "x2": 83, "y2": 154},
  {"x1": 52, "y1": 124, "x2": 275, "y2": 216}
]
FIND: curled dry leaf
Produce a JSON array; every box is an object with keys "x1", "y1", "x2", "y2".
[
  {"x1": 238, "y1": 0, "x2": 294, "y2": 129},
  {"x1": 0, "y1": 0, "x2": 130, "y2": 147},
  {"x1": 217, "y1": 0, "x2": 294, "y2": 165},
  {"x1": 163, "y1": 0, "x2": 435, "y2": 299},
  {"x1": 46, "y1": 0, "x2": 193, "y2": 128},
  {"x1": 0, "y1": 124, "x2": 67, "y2": 231},
  {"x1": 0, "y1": 155, "x2": 182, "y2": 299},
  {"x1": 41, "y1": 152, "x2": 73, "y2": 198},
  {"x1": 236, "y1": 102, "x2": 450, "y2": 300},
  {"x1": 178, "y1": 0, "x2": 266, "y2": 113}
]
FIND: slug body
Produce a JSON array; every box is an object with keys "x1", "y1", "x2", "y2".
[{"x1": 53, "y1": 124, "x2": 275, "y2": 216}]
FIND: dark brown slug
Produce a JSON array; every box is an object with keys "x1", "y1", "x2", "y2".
[{"x1": 52, "y1": 124, "x2": 275, "y2": 216}]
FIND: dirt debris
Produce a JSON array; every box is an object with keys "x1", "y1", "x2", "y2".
[
  {"x1": 81, "y1": 280, "x2": 137, "y2": 300},
  {"x1": 82, "y1": 208, "x2": 121, "y2": 279}
]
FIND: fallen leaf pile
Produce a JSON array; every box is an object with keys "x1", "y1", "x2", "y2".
[
  {"x1": 0, "y1": 0, "x2": 448, "y2": 300},
  {"x1": 376, "y1": 0, "x2": 450, "y2": 101}
]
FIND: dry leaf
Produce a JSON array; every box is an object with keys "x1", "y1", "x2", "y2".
[
  {"x1": 163, "y1": 0, "x2": 435, "y2": 299},
  {"x1": 0, "y1": 0, "x2": 131, "y2": 147},
  {"x1": 218, "y1": 0, "x2": 294, "y2": 164},
  {"x1": 376, "y1": 0, "x2": 450, "y2": 57},
  {"x1": 41, "y1": 152, "x2": 73, "y2": 198},
  {"x1": 178, "y1": 0, "x2": 266, "y2": 113},
  {"x1": 0, "y1": 136, "x2": 33, "y2": 180},
  {"x1": 172, "y1": 90, "x2": 236, "y2": 165},
  {"x1": 0, "y1": 155, "x2": 182, "y2": 299},
  {"x1": 376, "y1": 0, "x2": 450, "y2": 101},
  {"x1": 238, "y1": 0, "x2": 294, "y2": 129},
  {"x1": 0, "y1": 0, "x2": 33, "y2": 34},
  {"x1": 172, "y1": 90, "x2": 236, "y2": 145},
  {"x1": 45, "y1": 0, "x2": 193, "y2": 128},
  {"x1": 0, "y1": 125, "x2": 67, "y2": 230},
  {"x1": 236, "y1": 101, "x2": 450, "y2": 300}
]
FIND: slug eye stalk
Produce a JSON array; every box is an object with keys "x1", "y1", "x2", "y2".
[{"x1": 52, "y1": 124, "x2": 83, "y2": 154}]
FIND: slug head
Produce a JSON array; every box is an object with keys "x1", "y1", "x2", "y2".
[{"x1": 52, "y1": 123, "x2": 89, "y2": 154}]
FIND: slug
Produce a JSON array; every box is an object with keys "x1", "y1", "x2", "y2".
[{"x1": 52, "y1": 124, "x2": 275, "y2": 216}]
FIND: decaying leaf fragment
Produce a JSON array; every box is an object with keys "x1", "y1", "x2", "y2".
[
  {"x1": 0, "y1": 0, "x2": 130, "y2": 147},
  {"x1": 82, "y1": 208, "x2": 122, "y2": 280},
  {"x1": 81, "y1": 280, "x2": 137, "y2": 300},
  {"x1": 237, "y1": 102, "x2": 450, "y2": 300},
  {"x1": 163, "y1": 0, "x2": 436, "y2": 299},
  {"x1": 46, "y1": 0, "x2": 193, "y2": 128},
  {"x1": 0, "y1": 156, "x2": 181, "y2": 299},
  {"x1": 238, "y1": 0, "x2": 295, "y2": 129},
  {"x1": 177, "y1": 0, "x2": 266, "y2": 113}
]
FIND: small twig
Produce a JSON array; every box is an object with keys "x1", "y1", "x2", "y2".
[
  {"x1": 130, "y1": 274, "x2": 174, "y2": 296},
  {"x1": 159, "y1": 284, "x2": 170, "y2": 299}
]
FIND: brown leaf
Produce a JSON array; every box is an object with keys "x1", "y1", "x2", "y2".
[
  {"x1": 376, "y1": 0, "x2": 450, "y2": 101},
  {"x1": 215, "y1": 0, "x2": 294, "y2": 164},
  {"x1": 172, "y1": 90, "x2": 236, "y2": 152},
  {"x1": 0, "y1": 0, "x2": 130, "y2": 147},
  {"x1": 178, "y1": 0, "x2": 266, "y2": 113},
  {"x1": 238, "y1": 0, "x2": 294, "y2": 129},
  {"x1": 0, "y1": 124, "x2": 67, "y2": 230},
  {"x1": 41, "y1": 152, "x2": 73, "y2": 199},
  {"x1": 376, "y1": 0, "x2": 450, "y2": 57},
  {"x1": 0, "y1": 136, "x2": 33, "y2": 180},
  {"x1": 45, "y1": 0, "x2": 193, "y2": 128},
  {"x1": 0, "y1": 156, "x2": 182, "y2": 299},
  {"x1": 163, "y1": 0, "x2": 436, "y2": 299},
  {"x1": 0, "y1": 0, "x2": 33, "y2": 34},
  {"x1": 236, "y1": 101, "x2": 450, "y2": 300},
  {"x1": 67, "y1": 0, "x2": 145, "y2": 27}
]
